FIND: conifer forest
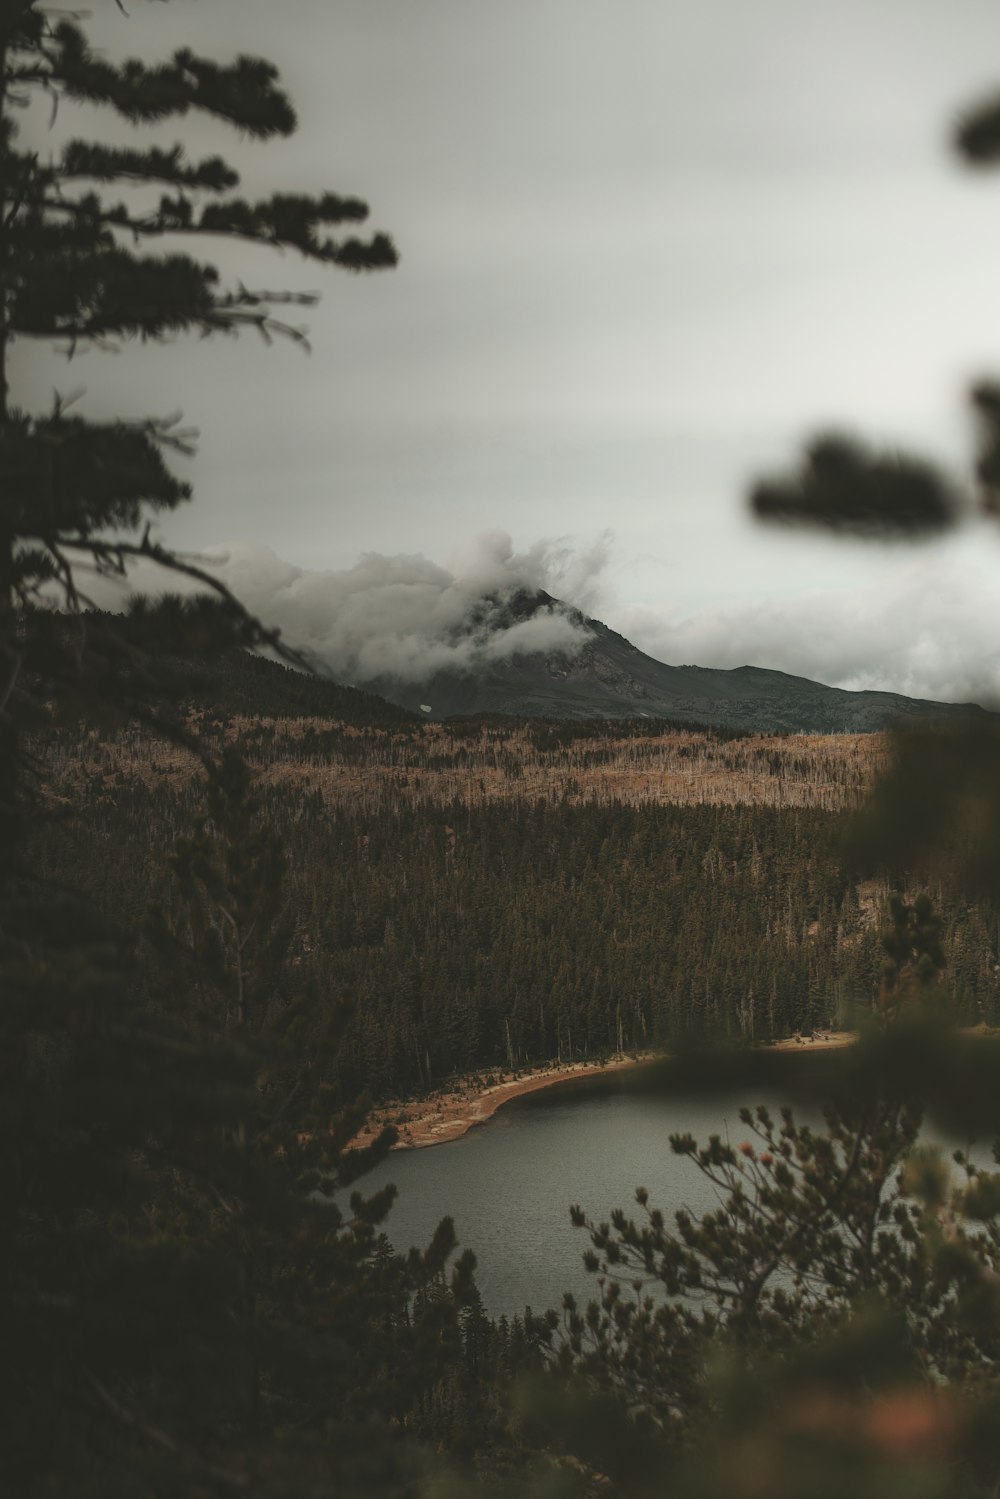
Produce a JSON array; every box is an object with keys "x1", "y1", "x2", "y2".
[
  {"x1": 29, "y1": 712, "x2": 1000, "y2": 1095},
  {"x1": 11, "y1": 5, "x2": 1000, "y2": 1497}
]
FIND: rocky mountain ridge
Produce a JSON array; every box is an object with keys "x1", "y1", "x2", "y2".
[{"x1": 359, "y1": 589, "x2": 987, "y2": 734}]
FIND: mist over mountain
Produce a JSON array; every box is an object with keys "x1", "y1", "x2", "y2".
[
  {"x1": 82, "y1": 533, "x2": 992, "y2": 732},
  {"x1": 183, "y1": 533, "x2": 605, "y2": 684},
  {"x1": 356, "y1": 588, "x2": 987, "y2": 733}
]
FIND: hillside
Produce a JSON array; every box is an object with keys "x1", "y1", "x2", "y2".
[
  {"x1": 69, "y1": 600, "x2": 987, "y2": 735},
  {"x1": 30, "y1": 662, "x2": 998, "y2": 1102},
  {"x1": 361, "y1": 590, "x2": 988, "y2": 732},
  {"x1": 142, "y1": 645, "x2": 419, "y2": 728},
  {"x1": 42, "y1": 715, "x2": 885, "y2": 814},
  {"x1": 30, "y1": 749, "x2": 1000, "y2": 1099}
]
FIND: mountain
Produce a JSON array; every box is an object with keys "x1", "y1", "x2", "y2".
[
  {"x1": 360, "y1": 589, "x2": 989, "y2": 734},
  {"x1": 177, "y1": 651, "x2": 422, "y2": 727},
  {"x1": 92, "y1": 593, "x2": 987, "y2": 735}
]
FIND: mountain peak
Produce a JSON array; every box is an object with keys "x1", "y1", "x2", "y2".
[{"x1": 359, "y1": 589, "x2": 987, "y2": 733}]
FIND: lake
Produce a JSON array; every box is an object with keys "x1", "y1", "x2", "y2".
[
  {"x1": 359, "y1": 1063, "x2": 995, "y2": 1319},
  {"x1": 359, "y1": 1068, "x2": 829, "y2": 1318}
]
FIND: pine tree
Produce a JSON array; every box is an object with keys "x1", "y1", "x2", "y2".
[
  {"x1": 552, "y1": 972, "x2": 1000, "y2": 1497},
  {"x1": 0, "y1": 0, "x2": 397, "y2": 846},
  {"x1": 136, "y1": 749, "x2": 482, "y2": 1483},
  {"x1": 0, "y1": 8, "x2": 468, "y2": 1493}
]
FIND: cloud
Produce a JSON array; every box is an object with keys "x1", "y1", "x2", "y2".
[
  {"x1": 77, "y1": 529, "x2": 1000, "y2": 708},
  {"x1": 85, "y1": 531, "x2": 600, "y2": 685},
  {"x1": 616, "y1": 559, "x2": 1000, "y2": 707}
]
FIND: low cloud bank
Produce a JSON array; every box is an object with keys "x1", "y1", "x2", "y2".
[
  {"x1": 88, "y1": 531, "x2": 609, "y2": 685},
  {"x1": 619, "y1": 560, "x2": 1000, "y2": 708},
  {"x1": 82, "y1": 529, "x2": 1000, "y2": 708}
]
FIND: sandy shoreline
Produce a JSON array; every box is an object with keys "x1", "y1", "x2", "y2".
[
  {"x1": 352, "y1": 1032, "x2": 856, "y2": 1153},
  {"x1": 352, "y1": 1057, "x2": 649, "y2": 1152}
]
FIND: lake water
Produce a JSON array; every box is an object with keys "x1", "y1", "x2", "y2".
[
  {"x1": 359, "y1": 1064, "x2": 995, "y2": 1319},
  {"x1": 359, "y1": 1069, "x2": 827, "y2": 1318}
]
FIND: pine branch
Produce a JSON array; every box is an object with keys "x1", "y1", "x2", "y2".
[
  {"x1": 52, "y1": 533, "x2": 315, "y2": 675},
  {"x1": 42, "y1": 26, "x2": 299, "y2": 138},
  {"x1": 955, "y1": 92, "x2": 1000, "y2": 165},
  {"x1": 15, "y1": 307, "x2": 313, "y2": 348},
  {"x1": 737, "y1": 1116, "x2": 868, "y2": 1316},
  {"x1": 60, "y1": 139, "x2": 240, "y2": 190},
  {"x1": 31, "y1": 189, "x2": 397, "y2": 268},
  {"x1": 0, "y1": 147, "x2": 39, "y2": 231},
  {"x1": 3, "y1": 410, "x2": 192, "y2": 534},
  {"x1": 750, "y1": 433, "x2": 961, "y2": 536}
]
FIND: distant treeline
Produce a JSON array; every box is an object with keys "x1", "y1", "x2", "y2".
[{"x1": 30, "y1": 770, "x2": 1000, "y2": 1102}]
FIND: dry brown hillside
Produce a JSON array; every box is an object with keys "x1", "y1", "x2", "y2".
[{"x1": 40, "y1": 717, "x2": 888, "y2": 812}]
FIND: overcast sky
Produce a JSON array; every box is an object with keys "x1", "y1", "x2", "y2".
[{"x1": 14, "y1": 0, "x2": 1000, "y2": 702}]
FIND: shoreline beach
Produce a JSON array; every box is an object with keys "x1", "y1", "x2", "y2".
[{"x1": 351, "y1": 1031, "x2": 855, "y2": 1153}]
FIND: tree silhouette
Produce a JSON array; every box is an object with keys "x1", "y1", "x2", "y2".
[
  {"x1": 0, "y1": 1, "x2": 397, "y2": 858},
  {"x1": 0, "y1": 9, "x2": 481, "y2": 1494}
]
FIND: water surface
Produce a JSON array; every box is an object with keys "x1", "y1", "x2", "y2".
[
  {"x1": 360, "y1": 1065, "x2": 995, "y2": 1318},
  {"x1": 361, "y1": 1073, "x2": 820, "y2": 1317}
]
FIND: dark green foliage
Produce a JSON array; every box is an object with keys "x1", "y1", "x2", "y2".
[
  {"x1": 5, "y1": 740, "x2": 496, "y2": 1493},
  {"x1": 0, "y1": 6, "x2": 507, "y2": 1492},
  {"x1": 6, "y1": 408, "x2": 190, "y2": 538},
  {"x1": 748, "y1": 61, "x2": 1000, "y2": 549},
  {"x1": 10, "y1": 4, "x2": 1000, "y2": 1491},
  {"x1": 97, "y1": 621, "x2": 421, "y2": 726},
  {"x1": 750, "y1": 433, "x2": 960, "y2": 537},
  {"x1": 1, "y1": 0, "x2": 397, "y2": 759},
  {"x1": 130, "y1": 751, "x2": 509, "y2": 1489},
  {"x1": 955, "y1": 91, "x2": 1000, "y2": 165},
  {"x1": 552, "y1": 995, "x2": 1000, "y2": 1495},
  {"x1": 153, "y1": 745, "x2": 293, "y2": 1041},
  {"x1": 14, "y1": 21, "x2": 298, "y2": 134},
  {"x1": 0, "y1": 867, "x2": 260, "y2": 1491},
  {"x1": 846, "y1": 723, "x2": 1000, "y2": 899},
  {"x1": 971, "y1": 381, "x2": 1000, "y2": 518},
  {"x1": 29, "y1": 762, "x2": 1000, "y2": 1104},
  {"x1": 571, "y1": 63, "x2": 1000, "y2": 1490},
  {"x1": 561, "y1": 1097, "x2": 929, "y2": 1418},
  {"x1": 878, "y1": 892, "x2": 946, "y2": 1013}
]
